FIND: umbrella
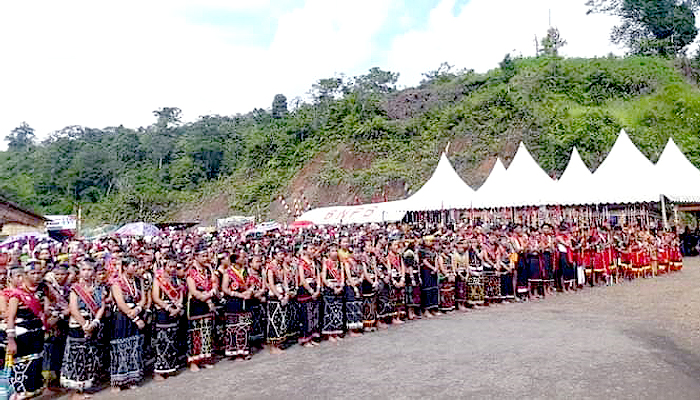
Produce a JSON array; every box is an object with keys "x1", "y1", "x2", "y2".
[
  {"x1": 81, "y1": 224, "x2": 120, "y2": 240},
  {"x1": 0, "y1": 232, "x2": 54, "y2": 249},
  {"x1": 115, "y1": 222, "x2": 162, "y2": 237}
]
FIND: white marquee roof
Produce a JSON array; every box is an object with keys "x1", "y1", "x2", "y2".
[
  {"x1": 590, "y1": 129, "x2": 660, "y2": 204},
  {"x1": 554, "y1": 147, "x2": 595, "y2": 205},
  {"x1": 655, "y1": 138, "x2": 700, "y2": 203},
  {"x1": 474, "y1": 143, "x2": 556, "y2": 208},
  {"x1": 401, "y1": 152, "x2": 476, "y2": 211},
  {"x1": 472, "y1": 158, "x2": 508, "y2": 208}
]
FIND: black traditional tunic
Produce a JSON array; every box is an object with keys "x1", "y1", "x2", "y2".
[{"x1": 60, "y1": 283, "x2": 106, "y2": 391}]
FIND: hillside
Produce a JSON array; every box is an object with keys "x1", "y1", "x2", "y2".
[{"x1": 2, "y1": 55, "x2": 700, "y2": 225}]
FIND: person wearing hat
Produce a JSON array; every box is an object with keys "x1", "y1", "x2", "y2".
[
  {"x1": 185, "y1": 242, "x2": 218, "y2": 370},
  {"x1": 6, "y1": 259, "x2": 48, "y2": 399}
]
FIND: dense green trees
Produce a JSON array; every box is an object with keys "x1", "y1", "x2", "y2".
[
  {"x1": 2, "y1": 57, "x2": 700, "y2": 224},
  {"x1": 587, "y1": 0, "x2": 699, "y2": 55}
]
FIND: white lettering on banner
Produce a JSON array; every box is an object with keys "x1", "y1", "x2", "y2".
[
  {"x1": 45, "y1": 215, "x2": 77, "y2": 231},
  {"x1": 363, "y1": 207, "x2": 376, "y2": 217}
]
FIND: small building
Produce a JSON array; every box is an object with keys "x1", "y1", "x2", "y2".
[{"x1": 0, "y1": 198, "x2": 46, "y2": 236}]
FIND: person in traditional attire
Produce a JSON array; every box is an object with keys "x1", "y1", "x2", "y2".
[
  {"x1": 359, "y1": 241, "x2": 378, "y2": 332},
  {"x1": 245, "y1": 255, "x2": 266, "y2": 348},
  {"x1": 43, "y1": 263, "x2": 71, "y2": 391},
  {"x1": 60, "y1": 259, "x2": 107, "y2": 400},
  {"x1": 387, "y1": 239, "x2": 406, "y2": 323},
  {"x1": 452, "y1": 240, "x2": 470, "y2": 311},
  {"x1": 185, "y1": 244, "x2": 218, "y2": 370},
  {"x1": 6, "y1": 260, "x2": 48, "y2": 399},
  {"x1": 151, "y1": 254, "x2": 186, "y2": 380},
  {"x1": 341, "y1": 238, "x2": 363, "y2": 336},
  {"x1": 467, "y1": 238, "x2": 486, "y2": 307},
  {"x1": 221, "y1": 251, "x2": 253, "y2": 360},
  {"x1": 296, "y1": 244, "x2": 321, "y2": 346},
  {"x1": 283, "y1": 249, "x2": 299, "y2": 343},
  {"x1": 437, "y1": 241, "x2": 456, "y2": 312},
  {"x1": 265, "y1": 247, "x2": 289, "y2": 354},
  {"x1": 402, "y1": 240, "x2": 421, "y2": 319},
  {"x1": 419, "y1": 237, "x2": 439, "y2": 317},
  {"x1": 109, "y1": 256, "x2": 146, "y2": 392},
  {"x1": 321, "y1": 243, "x2": 344, "y2": 343}
]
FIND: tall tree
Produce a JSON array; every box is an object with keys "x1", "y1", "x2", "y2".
[
  {"x1": 587, "y1": 0, "x2": 699, "y2": 56},
  {"x1": 539, "y1": 27, "x2": 567, "y2": 56},
  {"x1": 5, "y1": 122, "x2": 35, "y2": 151},
  {"x1": 271, "y1": 94, "x2": 288, "y2": 119}
]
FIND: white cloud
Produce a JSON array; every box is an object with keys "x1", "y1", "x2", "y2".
[
  {"x1": 0, "y1": 0, "x2": 636, "y2": 148},
  {"x1": 386, "y1": 0, "x2": 622, "y2": 86}
]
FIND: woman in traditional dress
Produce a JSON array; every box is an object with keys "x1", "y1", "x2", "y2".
[
  {"x1": 283, "y1": 250, "x2": 299, "y2": 342},
  {"x1": 467, "y1": 238, "x2": 486, "y2": 307},
  {"x1": 43, "y1": 263, "x2": 71, "y2": 391},
  {"x1": 186, "y1": 244, "x2": 218, "y2": 370},
  {"x1": 266, "y1": 247, "x2": 289, "y2": 354},
  {"x1": 109, "y1": 256, "x2": 146, "y2": 392},
  {"x1": 419, "y1": 237, "x2": 439, "y2": 317},
  {"x1": 221, "y1": 252, "x2": 253, "y2": 360},
  {"x1": 452, "y1": 240, "x2": 470, "y2": 311},
  {"x1": 402, "y1": 240, "x2": 421, "y2": 319},
  {"x1": 341, "y1": 239, "x2": 364, "y2": 337},
  {"x1": 359, "y1": 241, "x2": 378, "y2": 332},
  {"x1": 246, "y1": 255, "x2": 266, "y2": 348},
  {"x1": 296, "y1": 244, "x2": 321, "y2": 346},
  {"x1": 151, "y1": 254, "x2": 186, "y2": 380},
  {"x1": 321, "y1": 243, "x2": 344, "y2": 343},
  {"x1": 387, "y1": 238, "x2": 406, "y2": 323},
  {"x1": 61, "y1": 259, "x2": 107, "y2": 399},
  {"x1": 6, "y1": 260, "x2": 47, "y2": 399},
  {"x1": 437, "y1": 241, "x2": 455, "y2": 312}
]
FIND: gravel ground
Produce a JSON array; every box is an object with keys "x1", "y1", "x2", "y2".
[{"x1": 74, "y1": 258, "x2": 700, "y2": 399}]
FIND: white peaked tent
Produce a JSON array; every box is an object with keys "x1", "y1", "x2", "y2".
[
  {"x1": 505, "y1": 142, "x2": 557, "y2": 206},
  {"x1": 655, "y1": 138, "x2": 700, "y2": 203},
  {"x1": 401, "y1": 152, "x2": 476, "y2": 211},
  {"x1": 554, "y1": 147, "x2": 595, "y2": 205},
  {"x1": 472, "y1": 158, "x2": 508, "y2": 208},
  {"x1": 590, "y1": 129, "x2": 660, "y2": 204},
  {"x1": 475, "y1": 143, "x2": 556, "y2": 208}
]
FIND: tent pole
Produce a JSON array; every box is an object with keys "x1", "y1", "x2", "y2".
[
  {"x1": 673, "y1": 205, "x2": 679, "y2": 229},
  {"x1": 660, "y1": 195, "x2": 668, "y2": 230}
]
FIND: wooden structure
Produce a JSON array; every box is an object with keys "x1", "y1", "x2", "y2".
[{"x1": 0, "y1": 198, "x2": 46, "y2": 231}]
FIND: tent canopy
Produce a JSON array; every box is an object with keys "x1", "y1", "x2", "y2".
[
  {"x1": 402, "y1": 152, "x2": 475, "y2": 211},
  {"x1": 472, "y1": 158, "x2": 508, "y2": 208},
  {"x1": 554, "y1": 147, "x2": 595, "y2": 205},
  {"x1": 591, "y1": 129, "x2": 659, "y2": 204},
  {"x1": 655, "y1": 138, "x2": 700, "y2": 203},
  {"x1": 474, "y1": 143, "x2": 556, "y2": 208}
]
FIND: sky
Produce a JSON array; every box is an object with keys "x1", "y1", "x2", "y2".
[{"x1": 0, "y1": 0, "x2": 625, "y2": 147}]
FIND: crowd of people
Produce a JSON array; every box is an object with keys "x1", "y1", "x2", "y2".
[{"x1": 0, "y1": 219, "x2": 683, "y2": 399}]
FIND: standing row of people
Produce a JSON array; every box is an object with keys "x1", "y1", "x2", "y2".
[{"x1": 0, "y1": 221, "x2": 682, "y2": 399}]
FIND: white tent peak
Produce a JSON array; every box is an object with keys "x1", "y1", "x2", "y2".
[
  {"x1": 402, "y1": 152, "x2": 475, "y2": 211},
  {"x1": 555, "y1": 146, "x2": 595, "y2": 205},
  {"x1": 507, "y1": 142, "x2": 554, "y2": 181},
  {"x1": 656, "y1": 136, "x2": 700, "y2": 202}
]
